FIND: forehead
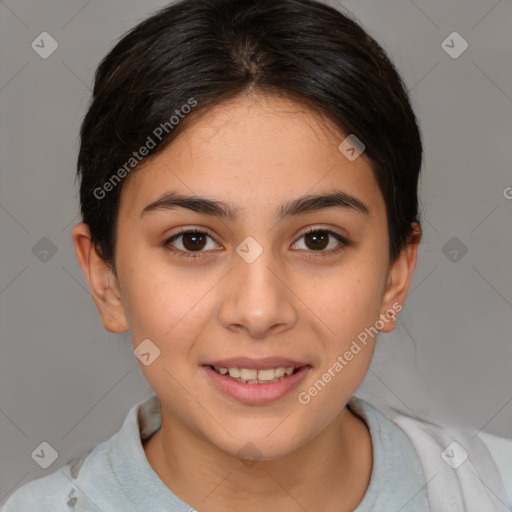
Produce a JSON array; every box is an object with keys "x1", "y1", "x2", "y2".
[{"x1": 118, "y1": 93, "x2": 383, "y2": 218}]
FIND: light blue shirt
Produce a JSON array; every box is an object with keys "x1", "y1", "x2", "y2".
[{"x1": 1, "y1": 394, "x2": 510, "y2": 511}]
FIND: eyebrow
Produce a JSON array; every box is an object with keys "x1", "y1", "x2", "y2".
[{"x1": 140, "y1": 190, "x2": 370, "y2": 220}]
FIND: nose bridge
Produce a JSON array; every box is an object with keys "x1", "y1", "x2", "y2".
[{"x1": 218, "y1": 239, "x2": 297, "y2": 337}]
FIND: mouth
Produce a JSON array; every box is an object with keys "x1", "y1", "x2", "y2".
[
  {"x1": 208, "y1": 365, "x2": 302, "y2": 384},
  {"x1": 201, "y1": 359, "x2": 312, "y2": 405}
]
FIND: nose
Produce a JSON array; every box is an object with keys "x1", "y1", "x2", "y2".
[{"x1": 218, "y1": 248, "x2": 298, "y2": 339}]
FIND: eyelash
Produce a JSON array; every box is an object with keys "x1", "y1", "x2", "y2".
[{"x1": 163, "y1": 227, "x2": 349, "y2": 259}]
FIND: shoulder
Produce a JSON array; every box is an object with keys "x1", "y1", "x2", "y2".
[
  {"x1": 1, "y1": 396, "x2": 159, "y2": 512},
  {"x1": 478, "y1": 430, "x2": 512, "y2": 506},
  {"x1": 1, "y1": 426, "x2": 131, "y2": 512},
  {"x1": 0, "y1": 442, "x2": 124, "y2": 512},
  {"x1": 384, "y1": 405, "x2": 512, "y2": 510},
  {"x1": 0, "y1": 463, "x2": 77, "y2": 512}
]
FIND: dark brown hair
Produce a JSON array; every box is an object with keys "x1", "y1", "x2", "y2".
[{"x1": 77, "y1": 0, "x2": 422, "y2": 266}]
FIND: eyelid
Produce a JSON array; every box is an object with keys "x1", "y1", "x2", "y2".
[
  {"x1": 164, "y1": 227, "x2": 222, "y2": 258},
  {"x1": 291, "y1": 227, "x2": 349, "y2": 254},
  {"x1": 166, "y1": 227, "x2": 219, "y2": 242},
  {"x1": 164, "y1": 226, "x2": 349, "y2": 258}
]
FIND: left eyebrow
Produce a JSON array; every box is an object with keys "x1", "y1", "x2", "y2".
[
  {"x1": 278, "y1": 191, "x2": 369, "y2": 219},
  {"x1": 140, "y1": 190, "x2": 370, "y2": 220}
]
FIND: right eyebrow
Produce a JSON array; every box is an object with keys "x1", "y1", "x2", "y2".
[{"x1": 140, "y1": 192, "x2": 240, "y2": 219}]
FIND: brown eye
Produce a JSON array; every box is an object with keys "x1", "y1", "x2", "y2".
[
  {"x1": 181, "y1": 232, "x2": 207, "y2": 251},
  {"x1": 304, "y1": 231, "x2": 329, "y2": 251},
  {"x1": 165, "y1": 229, "x2": 220, "y2": 256},
  {"x1": 292, "y1": 228, "x2": 348, "y2": 254}
]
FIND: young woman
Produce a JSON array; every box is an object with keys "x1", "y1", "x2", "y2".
[{"x1": 2, "y1": 0, "x2": 510, "y2": 510}]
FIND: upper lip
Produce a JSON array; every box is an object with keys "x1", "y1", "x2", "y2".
[{"x1": 203, "y1": 357, "x2": 310, "y2": 370}]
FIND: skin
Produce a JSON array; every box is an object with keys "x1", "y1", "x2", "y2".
[{"x1": 72, "y1": 92, "x2": 421, "y2": 512}]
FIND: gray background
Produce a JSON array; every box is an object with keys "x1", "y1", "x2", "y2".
[{"x1": 1, "y1": 0, "x2": 511, "y2": 501}]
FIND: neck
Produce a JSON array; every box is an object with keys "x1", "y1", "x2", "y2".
[{"x1": 143, "y1": 404, "x2": 373, "y2": 512}]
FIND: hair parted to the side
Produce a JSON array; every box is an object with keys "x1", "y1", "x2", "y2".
[{"x1": 77, "y1": 0, "x2": 422, "y2": 268}]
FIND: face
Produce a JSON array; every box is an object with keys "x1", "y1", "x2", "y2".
[{"x1": 74, "y1": 92, "x2": 418, "y2": 461}]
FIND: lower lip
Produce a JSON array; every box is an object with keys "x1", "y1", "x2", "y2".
[{"x1": 202, "y1": 365, "x2": 311, "y2": 405}]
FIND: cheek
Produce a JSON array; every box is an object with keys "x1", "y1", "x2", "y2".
[
  {"x1": 125, "y1": 276, "x2": 209, "y2": 339},
  {"x1": 299, "y1": 263, "x2": 385, "y2": 344},
  {"x1": 117, "y1": 240, "x2": 182, "y2": 325},
  {"x1": 295, "y1": 273, "x2": 381, "y2": 419},
  {"x1": 118, "y1": 250, "x2": 221, "y2": 363}
]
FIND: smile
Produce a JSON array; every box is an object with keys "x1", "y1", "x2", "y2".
[
  {"x1": 210, "y1": 365, "x2": 299, "y2": 384},
  {"x1": 202, "y1": 363, "x2": 311, "y2": 405}
]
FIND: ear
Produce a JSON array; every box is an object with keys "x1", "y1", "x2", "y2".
[
  {"x1": 379, "y1": 223, "x2": 422, "y2": 333},
  {"x1": 71, "y1": 222, "x2": 129, "y2": 333}
]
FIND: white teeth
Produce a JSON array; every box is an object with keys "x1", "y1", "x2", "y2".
[
  {"x1": 228, "y1": 367, "x2": 240, "y2": 378},
  {"x1": 275, "y1": 367, "x2": 286, "y2": 378},
  {"x1": 240, "y1": 368, "x2": 258, "y2": 381},
  {"x1": 257, "y1": 368, "x2": 277, "y2": 381},
  {"x1": 213, "y1": 366, "x2": 298, "y2": 383}
]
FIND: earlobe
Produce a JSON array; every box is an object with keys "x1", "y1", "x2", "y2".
[
  {"x1": 71, "y1": 223, "x2": 129, "y2": 333},
  {"x1": 379, "y1": 223, "x2": 422, "y2": 333}
]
